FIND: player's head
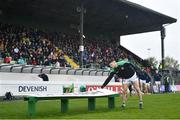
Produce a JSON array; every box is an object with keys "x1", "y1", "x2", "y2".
[
  {"x1": 109, "y1": 61, "x2": 117, "y2": 68},
  {"x1": 155, "y1": 69, "x2": 158, "y2": 73}
]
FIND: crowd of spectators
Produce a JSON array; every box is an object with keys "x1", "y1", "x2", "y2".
[
  {"x1": 51, "y1": 32, "x2": 132, "y2": 69},
  {"x1": 0, "y1": 23, "x2": 67, "y2": 67},
  {"x1": 0, "y1": 22, "x2": 137, "y2": 69}
]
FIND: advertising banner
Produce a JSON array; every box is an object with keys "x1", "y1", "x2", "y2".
[
  {"x1": 0, "y1": 80, "x2": 121, "y2": 96},
  {"x1": 86, "y1": 85, "x2": 123, "y2": 94},
  {"x1": 0, "y1": 81, "x2": 63, "y2": 96},
  {"x1": 153, "y1": 85, "x2": 180, "y2": 93}
]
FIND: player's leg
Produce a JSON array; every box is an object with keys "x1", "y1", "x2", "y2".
[
  {"x1": 155, "y1": 81, "x2": 160, "y2": 93},
  {"x1": 143, "y1": 83, "x2": 149, "y2": 94},
  {"x1": 128, "y1": 84, "x2": 132, "y2": 96},
  {"x1": 121, "y1": 80, "x2": 129, "y2": 108},
  {"x1": 132, "y1": 80, "x2": 143, "y2": 109},
  {"x1": 139, "y1": 79, "x2": 142, "y2": 92},
  {"x1": 147, "y1": 83, "x2": 151, "y2": 93}
]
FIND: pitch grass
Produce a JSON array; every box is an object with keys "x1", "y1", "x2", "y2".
[{"x1": 0, "y1": 93, "x2": 180, "y2": 119}]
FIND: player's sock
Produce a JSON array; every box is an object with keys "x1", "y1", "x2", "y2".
[
  {"x1": 139, "y1": 101, "x2": 143, "y2": 109},
  {"x1": 121, "y1": 102, "x2": 126, "y2": 108}
]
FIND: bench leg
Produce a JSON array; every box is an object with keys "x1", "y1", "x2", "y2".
[
  {"x1": 61, "y1": 99, "x2": 68, "y2": 113},
  {"x1": 88, "y1": 98, "x2": 95, "y2": 111},
  {"x1": 108, "y1": 96, "x2": 115, "y2": 109},
  {"x1": 28, "y1": 97, "x2": 37, "y2": 117}
]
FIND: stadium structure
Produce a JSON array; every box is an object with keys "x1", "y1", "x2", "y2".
[{"x1": 0, "y1": 0, "x2": 179, "y2": 100}]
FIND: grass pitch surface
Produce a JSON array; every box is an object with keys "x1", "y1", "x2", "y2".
[{"x1": 0, "y1": 93, "x2": 180, "y2": 119}]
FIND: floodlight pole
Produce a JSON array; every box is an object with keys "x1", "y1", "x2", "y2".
[
  {"x1": 80, "y1": 3, "x2": 84, "y2": 68},
  {"x1": 161, "y1": 26, "x2": 166, "y2": 76}
]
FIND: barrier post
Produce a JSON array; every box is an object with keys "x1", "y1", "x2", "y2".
[
  {"x1": 108, "y1": 96, "x2": 115, "y2": 109},
  {"x1": 88, "y1": 98, "x2": 95, "y2": 111},
  {"x1": 28, "y1": 97, "x2": 37, "y2": 117},
  {"x1": 61, "y1": 99, "x2": 68, "y2": 113}
]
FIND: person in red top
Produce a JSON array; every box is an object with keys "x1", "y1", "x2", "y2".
[
  {"x1": 4, "y1": 53, "x2": 12, "y2": 63},
  {"x1": 31, "y1": 57, "x2": 37, "y2": 65}
]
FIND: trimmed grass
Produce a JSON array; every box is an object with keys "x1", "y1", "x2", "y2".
[{"x1": 0, "y1": 93, "x2": 180, "y2": 119}]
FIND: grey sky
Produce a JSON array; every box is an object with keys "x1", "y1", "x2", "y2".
[{"x1": 121, "y1": 0, "x2": 180, "y2": 63}]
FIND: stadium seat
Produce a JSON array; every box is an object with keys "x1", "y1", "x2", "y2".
[
  {"x1": 89, "y1": 70, "x2": 97, "y2": 76},
  {"x1": 96, "y1": 71, "x2": 103, "y2": 76},
  {"x1": 59, "y1": 68, "x2": 69, "y2": 74},
  {"x1": 50, "y1": 68, "x2": 61, "y2": 74},
  {"x1": 67, "y1": 69, "x2": 76, "y2": 75},
  {"x1": 32, "y1": 67, "x2": 43, "y2": 73},
  {"x1": 42, "y1": 68, "x2": 51, "y2": 74},
  {"x1": 102, "y1": 71, "x2": 110, "y2": 76},
  {"x1": 11, "y1": 66, "x2": 23, "y2": 73},
  {"x1": 0, "y1": 66, "x2": 11, "y2": 72},
  {"x1": 22, "y1": 66, "x2": 33, "y2": 73},
  {"x1": 82, "y1": 70, "x2": 90, "y2": 76},
  {"x1": 74, "y1": 69, "x2": 83, "y2": 75}
]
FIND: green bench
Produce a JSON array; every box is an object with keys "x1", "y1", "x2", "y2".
[{"x1": 24, "y1": 93, "x2": 119, "y2": 117}]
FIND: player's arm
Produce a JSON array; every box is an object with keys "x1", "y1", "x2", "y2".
[
  {"x1": 101, "y1": 71, "x2": 115, "y2": 89},
  {"x1": 116, "y1": 60, "x2": 129, "y2": 66}
]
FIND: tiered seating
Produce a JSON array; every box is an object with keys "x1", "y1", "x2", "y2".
[{"x1": 0, "y1": 23, "x2": 137, "y2": 69}]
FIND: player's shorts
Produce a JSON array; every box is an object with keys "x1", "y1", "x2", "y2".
[
  {"x1": 140, "y1": 79, "x2": 146, "y2": 84},
  {"x1": 146, "y1": 82, "x2": 150, "y2": 86},
  {"x1": 155, "y1": 81, "x2": 161, "y2": 85},
  {"x1": 122, "y1": 73, "x2": 138, "y2": 85},
  {"x1": 115, "y1": 78, "x2": 122, "y2": 82}
]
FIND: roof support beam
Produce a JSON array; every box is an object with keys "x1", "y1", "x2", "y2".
[{"x1": 79, "y1": 2, "x2": 85, "y2": 68}]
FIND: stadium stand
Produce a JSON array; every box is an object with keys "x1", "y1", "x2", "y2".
[
  {"x1": 0, "y1": 22, "x2": 179, "y2": 83},
  {"x1": 0, "y1": 22, "x2": 142, "y2": 69}
]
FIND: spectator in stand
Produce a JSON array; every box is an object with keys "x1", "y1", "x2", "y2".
[
  {"x1": 0, "y1": 39, "x2": 3, "y2": 58},
  {"x1": 31, "y1": 57, "x2": 37, "y2": 65},
  {"x1": 4, "y1": 53, "x2": 12, "y2": 63},
  {"x1": 54, "y1": 59, "x2": 60, "y2": 67},
  {"x1": 44, "y1": 58, "x2": 51, "y2": 66},
  {"x1": 17, "y1": 56, "x2": 26, "y2": 64},
  {"x1": 0, "y1": 40, "x2": 4, "y2": 52}
]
